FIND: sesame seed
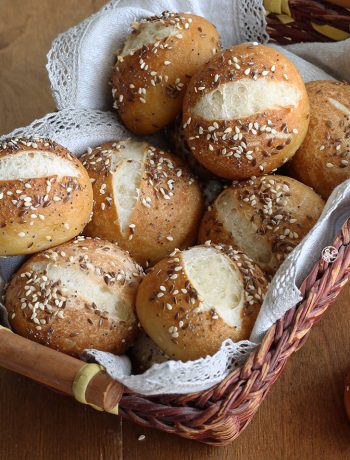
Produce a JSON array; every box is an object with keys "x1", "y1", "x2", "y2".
[{"x1": 18, "y1": 232, "x2": 26, "y2": 237}]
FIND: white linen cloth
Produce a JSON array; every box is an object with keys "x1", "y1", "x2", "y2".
[{"x1": 1, "y1": 0, "x2": 350, "y2": 395}]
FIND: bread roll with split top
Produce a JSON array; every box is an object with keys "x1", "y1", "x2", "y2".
[
  {"x1": 0, "y1": 137, "x2": 93, "y2": 256},
  {"x1": 136, "y1": 244, "x2": 268, "y2": 361},
  {"x1": 287, "y1": 80, "x2": 350, "y2": 199},
  {"x1": 81, "y1": 139, "x2": 204, "y2": 266},
  {"x1": 183, "y1": 43, "x2": 310, "y2": 179},
  {"x1": 4, "y1": 237, "x2": 144, "y2": 356},
  {"x1": 198, "y1": 175, "x2": 325, "y2": 275},
  {"x1": 112, "y1": 11, "x2": 221, "y2": 134}
]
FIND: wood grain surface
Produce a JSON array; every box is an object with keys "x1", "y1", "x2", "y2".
[{"x1": 0, "y1": 1, "x2": 350, "y2": 458}]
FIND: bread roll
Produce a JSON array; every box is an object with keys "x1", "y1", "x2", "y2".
[
  {"x1": 136, "y1": 244, "x2": 268, "y2": 361},
  {"x1": 0, "y1": 137, "x2": 93, "y2": 256},
  {"x1": 112, "y1": 11, "x2": 221, "y2": 135},
  {"x1": 129, "y1": 331, "x2": 169, "y2": 373},
  {"x1": 183, "y1": 43, "x2": 310, "y2": 179},
  {"x1": 198, "y1": 175, "x2": 325, "y2": 275},
  {"x1": 81, "y1": 140, "x2": 204, "y2": 266},
  {"x1": 5, "y1": 237, "x2": 144, "y2": 356},
  {"x1": 166, "y1": 117, "x2": 226, "y2": 206},
  {"x1": 287, "y1": 80, "x2": 350, "y2": 199}
]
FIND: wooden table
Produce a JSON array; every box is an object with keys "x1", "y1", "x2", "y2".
[{"x1": 1, "y1": 1, "x2": 350, "y2": 458}]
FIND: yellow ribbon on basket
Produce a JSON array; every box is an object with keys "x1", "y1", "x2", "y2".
[
  {"x1": 72, "y1": 363, "x2": 119, "y2": 415},
  {"x1": 311, "y1": 23, "x2": 350, "y2": 41},
  {"x1": 264, "y1": 0, "x2": 291, "y2": 16}
]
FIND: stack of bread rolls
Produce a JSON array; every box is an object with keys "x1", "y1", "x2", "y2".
[{"x1": 3, "y1": 10, "x2": 348, "y2": 369}]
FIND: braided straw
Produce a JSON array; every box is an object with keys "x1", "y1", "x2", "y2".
[
  {"x1": 265, "y1": 0, "x2": 350, "y2": 44},
  {"x1": 117, "y1": 217, "x2": 350, "y2": 445}
]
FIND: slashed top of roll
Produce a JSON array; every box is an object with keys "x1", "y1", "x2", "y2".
[
  {"x1": 0, "y1": 151, "x2": 80, "y2": 180},
  {"x1": 119, "y1": 12, "x2": 193, "y2": 57},
  {"x1": 182, "y1": 246, "x2": 244, "y2": 328},
  {"x1": 110, "y1": 140, "x2": 146, "y2": 233},
  {"x1": 31, "y1": 261, "x2": 134, "y2": 322},
  {"x1": 191, "y1": 78, "x2": 302, "y2": 120}
]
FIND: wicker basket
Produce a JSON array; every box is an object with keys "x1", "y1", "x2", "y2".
[{"x1": 1, "y1": 0, "x2": 350, "y2": 447}]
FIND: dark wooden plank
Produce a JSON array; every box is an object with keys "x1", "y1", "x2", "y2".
[{"x1": 0, "y1": 369, "x2": 122, "y2": 460}]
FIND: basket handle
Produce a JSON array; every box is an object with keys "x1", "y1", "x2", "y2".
[{"x1": 0, "y1": 327, "x2": 124, "y2": 412}]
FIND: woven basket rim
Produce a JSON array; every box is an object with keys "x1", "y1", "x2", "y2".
[{"x1": 117, "y1": 216, "x2": 350, "y2": 445}]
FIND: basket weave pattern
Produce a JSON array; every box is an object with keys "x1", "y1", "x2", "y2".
[
  {"x1": 266, "y1": 0, "x2": 350, "y2": 44},
  {"x1": 1, "y1": 1, "x2": 350, "y2": 446},
  {"x1": 118, "y1": 219, "x2": 350, "y2": 445}
]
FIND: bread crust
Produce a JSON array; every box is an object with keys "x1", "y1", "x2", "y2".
[
  {"x1": 198, "y1": 175, "x2": 325, "y2": 275},
  {"x1": 183, "y1": 43, "x2": 310, "y2": 179},
  {"x1": 82, "y1": 140, "x2": 204, "y2": 266},
  {"x1": 136, "y1": 244, "x2": 268, "y2": 361},
  {"x1": 112, "y1": 12, "x2": 221, "y2": 134},
  {"x1": 287, "y1": 80, "x2": 350, "y2": 199},
  {"x1": 0, "y1": 137, "x2": 93, "y2": 256},
  {"x1": 5, "y1": 237, "x2": 144, "y2": 357}
]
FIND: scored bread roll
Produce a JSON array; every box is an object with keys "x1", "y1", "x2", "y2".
[
  {"x1": 136, "y1": 244, "x2": 268, "y2": 361},
  {"x1": 183, "y1": 43, "x2": 310, "y2": 179},
  {"x1": 198, "y1": 175, "x2": 325, "y2": 275},
  {"x1": 287, "y1": 80, "x2": 350, "y2": 199},
  {"x1": 0, "y1": 137, "x2": 93, "y2": 256},
  {"x1": 129, "y1": 331, "x2": 169, "y2": 373},
  {"x1": 81, "y1": 140, "x2": 204, "y2": 266},
  {"x1": 4, "y1": 237, "x2": 144, "y2": 357},
  {"x1": 166, "y1": 115, "x2": 216, "y2": 180},
  {"x1": 166, "y1": 117, "x2": 226, "y2": 206},
  {"x1": 112, "y1": 11, "x2": 221, "y2": 135}
]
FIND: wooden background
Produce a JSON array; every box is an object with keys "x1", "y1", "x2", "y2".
[{"x1": 1, "y1": 1, "x2": 350, "y2": 458}]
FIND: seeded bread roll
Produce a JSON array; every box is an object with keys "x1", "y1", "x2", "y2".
[
  {"x1": 4, "y1": 237, "x2": 144, "y2": 357},
  {"x1": 287, "y1": 81, "x2": 350, "y2": 199},
  {"x1": 136, "y1": 244, "x2": 268, "y2": 361},
  {"x1": 198, "y1": 175, "x2": 325, "y2": 275},
  {"x1": 166, "y1": 117, "x2": 227, "y2": 206},
  {"x1": 129, "y1": 331, "x2": 169, "y2": 373},
  {"x1": 183, "y1": 43, "x2": 310, "y2": 179},
  {"x1": 82, "y1": 140, "x2": 204, "y2": 266},
  {"x1": 0, "y1": 137, "x2": 93, "y2": 256},
  {"x1": 112, "y1": 11, "x2": 221, "y2": 135}
]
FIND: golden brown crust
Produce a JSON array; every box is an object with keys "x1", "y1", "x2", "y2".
[
  {"x1": 81, "y1": 141, "x2": 204, "y2": 266},
  {"x1": 287, "y1": 80, "x2": 350, "y2": 199},
  {"x1": 112, "y1": 12, "x2": 221, "y2": 134},
  {"x1": 183, "y1": 43, "x2": 310, "y2": 179},
  {"x1": 198, "y1": 175, "x2": 325, "y2": 275},
  {"x1": 5, "y1": 237, "x2": 144, "y2": 357},
  {"x1": 135, "y1": 244, "x2": 268, "y2": 361},
  {"x1": 0, "y1": 137, "x2": 93, "y2": 256}
]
